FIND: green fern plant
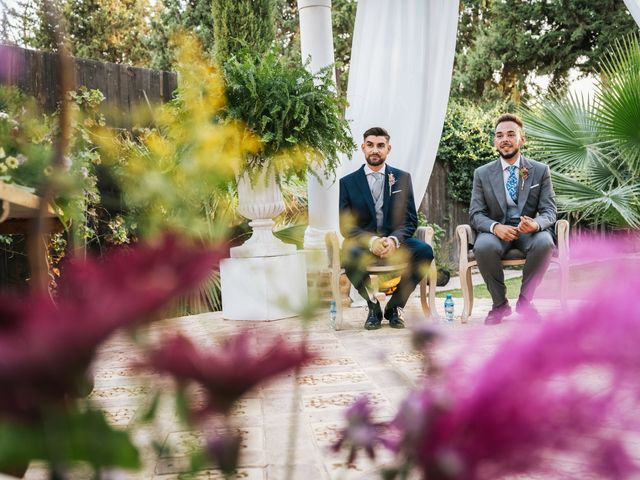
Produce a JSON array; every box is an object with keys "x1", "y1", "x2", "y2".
[{"x1": 222, "y1": 51, "x2": 355, "y2": 182}]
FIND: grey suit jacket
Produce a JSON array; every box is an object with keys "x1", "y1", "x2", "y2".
[{"x1": 469, "y1": 156, "x2": 556, "y2": 233}]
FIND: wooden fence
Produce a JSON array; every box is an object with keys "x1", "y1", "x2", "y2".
[
  {"x1": 0, "y1": 44, "x2": 177, "y2": 113},
  {"x1": 420, "y1": 160, "x2": 469, "y2": 266}
]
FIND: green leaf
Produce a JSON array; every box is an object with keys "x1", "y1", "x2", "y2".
[{"x1": 0, "y1": 408, "x2": 140, "y2": 472}]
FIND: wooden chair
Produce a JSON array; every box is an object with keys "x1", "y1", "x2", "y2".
[
  {"x1": 456, "y1": 219, "x2": 570, "y2": 323},
  {"x1": 0, "y1": 181, "x2": 62, "y2": 291},
  {"x1": 325, "y1": 226, "x2": 438, "y2": 330}
]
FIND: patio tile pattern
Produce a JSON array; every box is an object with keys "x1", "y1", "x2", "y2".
[{"x1": 20, "y1": 291, "x2": 585, "y2": 480}]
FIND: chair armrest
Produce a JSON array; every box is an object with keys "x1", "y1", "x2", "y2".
[
  {"x1": 325, "y1": 231, "x2": 342, "y2": 271},
  {"x1": 415, "y1": 226, "x2": 434, "y2": 247},
  {"x1": 456, "y1": 224, "x2": 475, "y2": 262},
  {"x1": 555, "y1": 219, "x2": 570, "y2": 261}
]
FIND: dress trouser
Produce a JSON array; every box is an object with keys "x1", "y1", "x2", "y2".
[
  {"x1": 342, "y1": 237, "x2": 433, "y2": 311},
  {"x1": 473, "y1": 229, "x2": 555, "y2": 308}
]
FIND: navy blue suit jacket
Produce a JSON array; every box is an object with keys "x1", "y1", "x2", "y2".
[{"x1": 339, "y1": 164, "x2": 418, "y2": 245}]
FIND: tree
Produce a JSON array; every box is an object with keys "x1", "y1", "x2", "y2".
[
  {"x1": 211, "y1": 0, "x2": 276, "y2": 63},
  {"x1": 65, "y1": 0, "x2": 152, "y2": 65},
  {"x1": 2, "y1": 0, "x2": 61, "y2": 51},
  {"x1": 146, "y1": 0, "x2": 216, "y2": 71},
  {"x1": 453, "y1": 0, "x2": 638, "y2": 103},
  {"x1": 4, "y1": 0, "x2": 152, "y2": 66}
]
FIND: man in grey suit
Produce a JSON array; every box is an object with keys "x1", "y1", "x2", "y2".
[{"x1": 469, "y1": 113, "x2": 556, "y2": 325}]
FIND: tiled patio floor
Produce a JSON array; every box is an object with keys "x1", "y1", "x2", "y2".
[{"x1": 19, "y1": 287, "x2": 579, "y2": 480}]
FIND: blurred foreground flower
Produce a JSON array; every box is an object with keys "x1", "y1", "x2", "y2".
[
  {"x1": 335, "y1": 236, "x2": 640, "y2": 479},
  {"x1": 144, "y1": 331, "x2": 314, "y2": 415},
  {"x1": 0, "y1": 234, "x2": 225, "y2": 418},
  {"x1": 205, "y1": 430, "x2": 242, "y2": 475},
  {"x1": 331, "y1": 396, "x2": 389, "y2": 464}
]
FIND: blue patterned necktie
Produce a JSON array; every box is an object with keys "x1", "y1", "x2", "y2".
[{"x1": 506, "y1": 165, "x2": 518, "y2": 203}]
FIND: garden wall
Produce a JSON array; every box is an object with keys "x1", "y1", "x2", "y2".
[{"x1": 0, "y1": 44, "x2": 177, "y2": 113}]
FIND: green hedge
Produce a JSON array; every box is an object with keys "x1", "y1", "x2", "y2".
[{"x1": 436, "y1": 100, "x2": 509, "y2": 204}]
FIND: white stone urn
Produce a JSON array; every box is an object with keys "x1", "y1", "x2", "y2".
[{"x1": 230, "y1": 166, "x2": 296, "y2": 258}]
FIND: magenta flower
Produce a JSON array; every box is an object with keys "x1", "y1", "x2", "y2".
[
  {"x1": 0, "y1": 234, "x2": 225, "y2": 418},
  {"x1": 332, "y1": 395, "x2": 390, "y2": 464},
  {"x1": 143, "y1": 331, "x2": 314, "y2": 415},
  {"x1": 383, "y1": 235, "x2": 640, "y2": 479},
  {"x1": 205, "y1": 430, "x2": 242, "y2": 474}
]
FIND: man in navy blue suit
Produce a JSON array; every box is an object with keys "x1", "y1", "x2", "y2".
[{"x1": 339, "y1": 127, "x2": 434, "y2": 330}]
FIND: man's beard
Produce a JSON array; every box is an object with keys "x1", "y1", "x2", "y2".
[
  {"x1": 500, "y1": 147, "x2": 519, "y2": 160},
  {"x1": 366, "y1": 155, "x2": 385, "y2": 167}
]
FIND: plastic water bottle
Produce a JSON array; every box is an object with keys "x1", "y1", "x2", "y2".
[
  {"x1": 444, "y1": 294, "x2": 455, "y2": 322},
  {"x1": 329, "y1": 300, "x2": 337, "y2": 328}
]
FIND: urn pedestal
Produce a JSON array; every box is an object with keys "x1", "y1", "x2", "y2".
[{"x1": 221, "y1": 168, "x2": 308, "y2": 320}]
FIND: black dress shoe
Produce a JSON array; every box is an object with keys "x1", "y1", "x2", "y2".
[
  {"x1": 384, "y1": 306, "x2": 405, "y2": 329},
  {"x1": 364, "y1": 301, "x2": 382, "y2": 330},
  {"x1": 516, "y1": 297, "x2": 541, "y2": 321},
  {"x1": 484, "y1": 302, "x2": 512, "y2": 325}
]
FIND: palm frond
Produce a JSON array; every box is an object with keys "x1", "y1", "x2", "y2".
[
  {"x1": 587, "y1": 149, "x2": 626, "y2": 191},
  {"x1": 596, "y1": 34, "x2": 640, "y2": 175},
  {"x1": 599, "y1": 35, "x2": 640, "y2": 80},
  {"x1": 172, "y1": 270, "x2": 222, "y2": 316},
  {"x1": 521, "y1": 93, "x2": 601, "y2": 174},
  {"x1": 552, "y1": 172, "x2": 640, "y2": 228}
]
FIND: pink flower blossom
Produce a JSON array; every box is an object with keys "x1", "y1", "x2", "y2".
[
  {"x1": 0, "y1": 234, "x2": 224, "y2": 418},
  {"x1": 332, "y1": 395, "x2": 390, "y2": 464},
  {"x1": 143, "y1": 331, "x2": 314, "y2": 415},
  {"x1": 205, "y1": 430, "x2": 242, "y2": 474},
  {"x1": 359, "y1": 235, "x2": 640, "y2": 479}
]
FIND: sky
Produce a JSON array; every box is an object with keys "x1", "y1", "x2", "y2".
[{"x1": 1, "y1": 0, "x2": 18, "y2": 13}]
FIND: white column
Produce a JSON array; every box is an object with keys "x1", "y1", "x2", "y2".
[
  {"x1": 623, "y1": 0, "x2": 640, "y2": 26},
  {"x1": 298, "y1": 0, "x2": 339, "y2": 254}
]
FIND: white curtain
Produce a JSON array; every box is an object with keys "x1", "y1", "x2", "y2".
[
  {"x1": 624, "y1": 0, "x2": 640, "y2": 26},
  {"x1": 340, "y1": 0, "x2": 460, "y2": 209}
]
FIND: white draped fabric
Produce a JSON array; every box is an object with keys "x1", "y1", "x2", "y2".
[
  {"x1": 339, "y1": 0, "x2": 460, "y2": 209},
  {"x1": 624, "y1": 0, "x2": 640, "y2": 26}
]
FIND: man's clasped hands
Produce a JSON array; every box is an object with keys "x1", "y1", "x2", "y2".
[
  {"x1": 493, "y1": 215, "x2": 539, "y2": 242},
  {"x1": 370, "y1": 237, "x2": 397, "y2": 258}
]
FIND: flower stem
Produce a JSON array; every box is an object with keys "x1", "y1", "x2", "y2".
[{"x1": 283, "y1": 327, "x2": 308, "y2": 480}]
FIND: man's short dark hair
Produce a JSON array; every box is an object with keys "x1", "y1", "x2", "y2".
[
  {"x1": 495, "y1": 113, "x2": 524, "y2": 130},
  {"x1": 363, "y1": 127, "x2": 390, "y2": 141}
]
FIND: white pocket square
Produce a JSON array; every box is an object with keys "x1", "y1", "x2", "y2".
[
  {"x1": 530, "y1": 183, "x2": 540, "y2": 189},
  {"x1": 391, "y1": 189, "x2": 402, "y2": 194}
]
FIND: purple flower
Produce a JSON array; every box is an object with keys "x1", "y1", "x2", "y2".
[
  {"x1": 387, "y1": 235, "x2": 640, "y2": 479},
  {"x1": 0, "y1": 234, "x2": 224, "y2": 418},
  {"x1": 205, "y1": 430, "x2": 242, "y2": 474},
  {"x1": 332, "y1": 395, "x2": 389, "y2": 464},
  {"x1": 411, "y1": 323, "x2": 442, "y2": 351},
  {"x1": 144, "y1": 331, "x2": 314, "y2": 415}
]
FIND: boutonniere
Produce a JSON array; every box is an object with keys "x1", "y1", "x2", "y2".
[
  {"x1": 519, "y1": 166, "x2": 529, "y2": 190},
  {"x1": 388, "y1": 172, "x2": 396, "y2": 195}
]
